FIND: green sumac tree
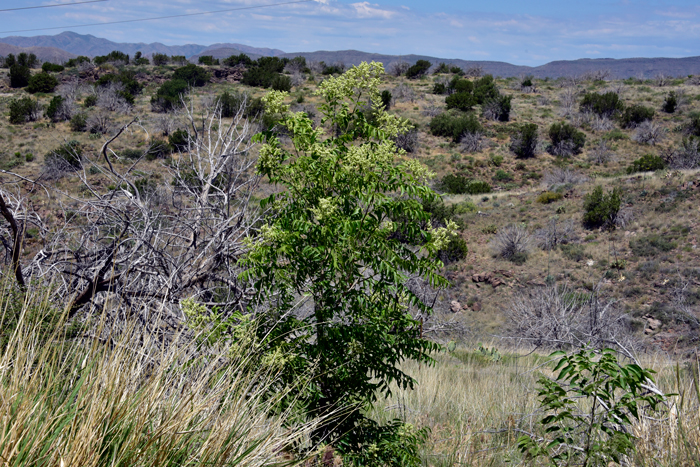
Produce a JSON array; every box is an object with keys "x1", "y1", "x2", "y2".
[{"x1": 242, "y1": 62, "x2": 450, "y2": 462}]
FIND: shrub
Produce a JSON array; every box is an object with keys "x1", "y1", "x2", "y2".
[
  {"x1": 223, "y1": 53, "x2": 253, "y2": 67},
  {"x1": 152, "y1": 53, "x2": 169, "y2": 66},
  {"x1": 394, "y1": 128, "x2": 418, "y2": 153},
  {"x1": 688, "y1": 113, "x2": 700, "y2": 137},
  {"x1": 548, "y1": 122, "x2": 585, "y2": 156},
  {"x1": 432, "y1": 82, "x2": 446, "y2": 95},
  {"x1": 536, "y1": 191, "x2": 564, "y2": 204},
  {"x1": 45, "y1": 140, "x2": 82, "y2": 172},
  {"x1": 145, "y1": 139, "x2": 172, "y2": 160},
  {"x1": 44, "y1": 95, "x2": 72, "y2": 122},
  {"x1": 405, "y1": 59, "x2": 431, "y2": 79},
  {"x1": 9, "y1": 64, "x2": 30, "y2": 88},
  {"x1": 95, "y1": 70, "x2": 142, "y2": 97},
  {"x1": 510, "y1": 123, "x2": 538, "y2": 158},
  {"x1": 217, "y1": 90, "x2": 264, "y2": 119},
  {"x1": 133, "y1": 51, "x2": 149, "y2": 65},
  {"x1": 41, "y1": 62, "x2": 64, "y2": 73},
  {"x1": 663, "y1": 91, "x2": 678, "y2": 113},
  {"x1": 8, "y1": 96, "x2": 40, "y2": 124},
  {"x1": 380, "y1": 90, "x2": 392, "y2": 110},
  {"x1": 151, "y1": 79, "x2": 189, "y2": 112},
  {"x1": 493, "y1": 169, "x2": 513, "y2": 182},
  {"x1": 93, "y1": 50, "x2": 129, "y2": 65},
  {"x1": 482, "y1": 95, "x2": 512, "y2": 121},
  {"x1": 619, "y1": 104, "x2": 654, "y2": 128},
  {"x1": 65, "y1": 55, "x2": 91, "y2": 67},
  {"x1": 168, "y1": 129, "x2": 189, "y2": 152},
  {"x1": 449, "y1": 77, "x2": 474, "y2": 94},
  {"x1": 83, "y1": 94, "x2": 97, "y2": 108},
  {"x1": 445, "y1": 92, "x2": 476, "y2": 111},
  {"x1": 668, "y1": 137, "x2": 700, "y2": 169},
  {"x1": 439, "y1": 174, "x2": 491, "y2": 194},
  {"x1": 579, "y1": 91, "x2": 624, "y2": 118},
  {"x1": 582, "y1": 185, "x2": 621, "y2": 229},
  {"x1": 491, "y1": 225, "x2": 532, "y2": 264},
  {"x1": 438, "y1": 234, "x2": 469, "y2": 265},
  {"x1": 560, "y1": 243, "x2": 587, "y2": 262},
  {"x1": 70, "y1": 113, "x2": 87, "y2": 132},
  {"x1": 270, "y1": 74, "x2": 292, "y2": 91},
  {"x1": 627, "y1": 154, "x2": 665, "y2": 174},
  {"x1": 429, "y1": 111, "x2": 482, "y2": 143},
  {"x1": 632, "y1": 120, "x2": 663, "y2": 145},
  {"x1": 26, "y1": 72, "x2": 58, "y2": 93},
  {"x1": 198, "y1": 55, "x2": 219, "y2": 66},
  {"x1": 629, "y1": 234, "x2": 677, "y2": 256},
  {"x1": 472, "y1": 75, "x2": 500, "y2": 104},
  {"x1": 172, "y1": 64, "x2": 210, "y2": 87}
]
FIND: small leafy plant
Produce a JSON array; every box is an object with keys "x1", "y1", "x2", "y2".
[{"x1": 518, "y1": 348, "x2": 666, "y2": 466}]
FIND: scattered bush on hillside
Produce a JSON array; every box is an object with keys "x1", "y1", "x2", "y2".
[
  {"x1": 168, "y1": 129, "x2": 189, "y2": 152},
  {"x1": 93, "y1": 50, "x2": 129, "y2": 66},
  {"x1": 387, "y1": 60, "x2": 409, "y2": 77},
  {"x1": 198, "y1": 55, "x2": 219, "y2": 66},
  {"x1": 663, "y1": 91, "x2": 678, "y2": 113},
  {"x1": 667, "y1": 137, "x2": 700, "y2": 169},
  {"x1": 627, "y1": 154, "x2": 666, "y2": 174},
  {"x1": 152, "y1": 53, "x2": 169, "y2": 66},
  {"x1": 686, "y1": 113, "x2": 700, "y2": 137},
  {"x1": 8, "y1": 96, "x2": 40, "y2": 124},
  {"x1": 579, "y1": 91, "x2": 624, "y2": 118},
  {"x1": 460, "y1": 131, "x2": 483, "y2": 153},
  {"x1": 96, "y1": 70, "x2": 142, "y2": 98},
  {"x1": 270, "y1": 74, "x2": 292, "y2": 91},
  {"x1": 582, "y1": 185, "x2": 622, "y2": 230},
  {"x1": 241, "y1": 57, "x2": 289, "y2": 88},
  {"x1": 321, "y1": 61, "x2": 345, "y2": 75},
  {"x1": 217, "y1": 90, "x2": 265, "y2": 119},
  {"x1": 438, "y1": 174, "x2": 491, "y2": 194},
  {"x1": 69, "y1": 112, "x2": 87, "y2": 132},
  {"x1": 172, "y1": 64, "x2": 210, "y2": 87},
  {"x1": 588, "y1": 139, "x2": 615, "y2": 164},
  {"x1": 96, "y1": 82, "x2": 133, "y2": 112},
  {"x1": 394, "y1": 128, "x2": 418, "y2": 153},
  {"x1": 45, "y1": 95, "x2": 73, "y2": 122},
  {"x1": 86, "y1": 111, "x2": 113, "y2": 134},
  {"x1": 392, "y1": 83, "x2": 416, "y2": 103},
  {"x1": 535, "y1": 218, "x2": 578, "y2": 251},
  {"x1": 619, "y1": 104, "x2": 654, "y2": 128},
  {"x1": 9, "y1": 64, "x2": 30, "y2": 88},
  {"x1": 380, "y1": 90, "x2": 392, "y2": 110},
  {"x1": 544, "y1": 167, "x2": 588, "y2": 188},
  {"x1": 632, "y1": 120, "x2": 663, "y2": 145},
  {"x1": 491, "y1": 224, "x2": 532, "y2": 264},
  {"x1": 83, "y1": 94, "x2": 97, "y2": 108},
  {"x1": 630, "y1": 234, "x2": 677, "y2": 257},
  {"x1": 482, "y1": 95, "x2": 512, "y2": 121},
  {"x1": 133, "y1": 51, "x2": 149, "y2": 65},
  {"x1": 510, "y1": 123, "x2": 538, "y2": 158},
  {"x1": 548, "y1": 122, "x2": 586, "y2": 156},
  {"x1": 145, "y1": 138, "x2": 173, "y2": 161},
  {"x1": 445, "y1": 91, "x2": 476, "y2": 111},
  {"x1": 26, "y1": 72, "x2": 59, "y2": 94},
  {"x1": 41, "y1": 62, "x2": 64, "y2": 73},
  {"x1": 151, "y1": 79, "x2": 189, "y2": 112},
  {"x1": 536, "y1": 191, "x2": 564, "y2": 204},
  {"x1": 405, "y1": 59, "x2": 431, "y2": 79},
  {"x1": 429, "y1": 111, "x2": 482, "y2": 143},
  {"x1": 43, "y1": 140, "x2": 83, "y2": 178},
  {"x1": 65, "y1": 55, "x2": 91, "y2": 68}
]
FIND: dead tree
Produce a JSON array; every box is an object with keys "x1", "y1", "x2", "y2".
[{"x1": 26, "y1": 97, "x2": 262, "y2": 330}]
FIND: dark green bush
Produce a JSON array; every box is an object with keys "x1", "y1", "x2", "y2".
[
  {"x1": 445, "y1": 92, "x2": 476, "y2": 111},
  {"x1": 145, "y1": 138, "x2": 172, "y2": 161},
  {"x1": 93, "y1": 50, "x2": 129, "y2": 65},
  {"x1": 432, "y1": 82, "x2": 446, "y2": 95},
  {"x1": 449, "y1": 78, "x2": 473, "y2": 94},
  {"x1": 380, "y1": 90, "x2": 392, "y2": 110},
  {"x1": 41, "y1": 62, "x2": 64, "y2": 73},
  {"x1": 582, "y1": 185, "x2": 622, "y2": 229},
  {"x1": 483, "y1": 95, "x2": 512, "y2": 122},
  {"x1": 217, "y1": 90, "x2": 264, "y2": 119},
  {"x1": 271, "y1": 74, "x2": 292, "y2": 91},
  {"x1": 510, "y1": 123, "x2": 538, "y2": 158},
  {"x1": 580, "y1": 91, "x2": 624, "y2": 118},
  {"x1": 663, "y1": 91, "x2": 678, "y2": 113},
  {"x1": 152, "y1": 53, "x2": 169, "y2": 66},
  {"x1": 8, "y1": 96, "x2": 39, "y2": 124},
  {"x1": 15, "y1": 52, "x2": 37, "y2": 68},
  {"x1": 240, "y1": 56, "x2": 290, "y2": 88},
  {"x1": 536, "y1": 191, "x2": 564, "y2": 204},
  {"x1": 429, "y1": 111, "x2": 482, "y2": 143},
  {"x1": 83, "y1": 94, "x2": 97, "y2": 108},
  {"x1": 439, "y1": 235, "x2": 469, "y2": 264},
  {"x1": 619, "y1": 104, "x2": 654, "y2": 128},
  {"x1": 151, "y1": 79, "x2": 189, "y2": 112},
  {"x1": 405, "y1": 60, "x2": 431, "y2": 79},
  {"x1": 630, "y1": 234, "x2": 677, "y2": 257},
  {"x1": 172, "y1": 64, "x2": 210, "y2": 87},
  {"x1": 95, "y1": 70, "x2": 142, "y2": 97},
  {"x1": 46, "y1": 140, "x2": 82, "y2": 170},
  {"x1": 26, "y1": 72, "x2": 58, "y2": 93},
  {"x1": 627, "y1": 154, "x2": 666, "y2": 174},
  {"x1": 223, "y1": 53, "x2": 253, "y2": 67},
  {"x1": 493, "y1": 170, "x2": 513, "y2": 182},
  {"x1": 198, "y1": 55, "x2": 219, "y2": 66},
  {"x1": 560, "y1": 243, "x2": 587, "y2": 262},
  {"x1": 133, "y1": 52, "x2": 149, "y2": 66},
  {"x1": 472, "y1": 75, "x2": 500, "y2": 105},
  {"x1": 548, "y1": 122, "x2": 586, "y2": 156},
  {"x1": 45, "y1": 95, "x2": 68, "y2": 122},
  {"x1": 65, "y1": 56, "x2": 90, "y2": 67},
  {"x1": 169, "y1": 129, "x2": 189, "y2": 152},
  {"x1": 9, "y1": 64, "x2": 30, "y2": 88},
  {"x1": 687, "y1": 113, "x2": 700, "y2": 137},
  {"x1": 70, "y1": 113, "x2": 87, "y2": 132},
  {"x1": 439, "y1": 174, "x2": 491, "y2": 194}
]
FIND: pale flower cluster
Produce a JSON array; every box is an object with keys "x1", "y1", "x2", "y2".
[
  {"x1": 261, "y1": 90, "x2": 289, "y2": 114},
  {"x1": 315, "y1": 61, "x2": 385, "y2": 104},
  {"x1": 345, "y1": 140, "x2": 395, "y2": 172},
  {"x1": 310, "y1": 197, "x2": 338, "y2": 222},
  {"x1": 428, "y1": 219, "x2": 459, "y2": 252}
]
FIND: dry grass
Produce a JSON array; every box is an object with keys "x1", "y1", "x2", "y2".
[{"x1": 0, "y1": 279, "x2": 322, "y2": 467}]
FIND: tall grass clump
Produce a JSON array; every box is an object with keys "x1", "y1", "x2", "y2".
[{"x1": 0, "y1": 277, "x2": 322, "y2": 467}]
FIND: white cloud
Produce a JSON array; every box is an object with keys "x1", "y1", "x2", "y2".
[{"x1": 350, "y1": 2, "x2": 395, "y2": 19}]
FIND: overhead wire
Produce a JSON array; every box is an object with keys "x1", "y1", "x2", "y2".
[
  {"x1": 0, "y1": 0, "x2": 315, "y2": 34},
  {"x1": 0, "y1": 1, "x2": 108, "y2": 13}
]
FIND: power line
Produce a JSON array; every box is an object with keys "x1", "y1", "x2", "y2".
[
  {"x1": 0, "y1": 0, "x2": 314, "y2": 34},
  {"x1": 0, "y1": 0, "x2": 108, "y2": 13}
]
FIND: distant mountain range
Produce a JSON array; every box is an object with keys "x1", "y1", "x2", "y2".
[{"x1": 2, "y1": 31, "x2": 700, "y2": 79}]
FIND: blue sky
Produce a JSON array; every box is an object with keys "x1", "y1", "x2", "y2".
[{"x1": 1, "y1": 0, "x2": 700, "y2": 65}]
